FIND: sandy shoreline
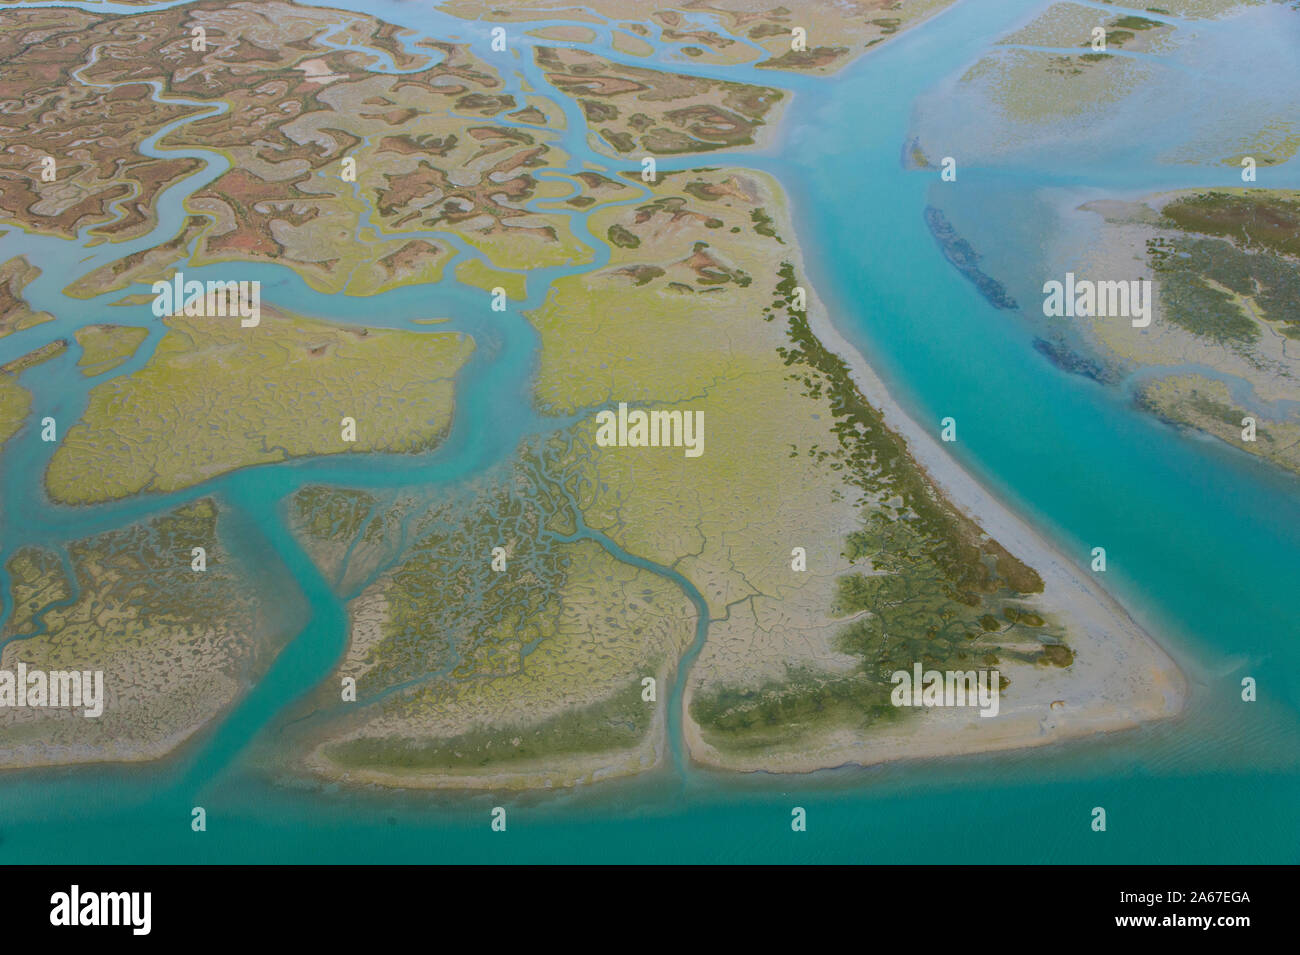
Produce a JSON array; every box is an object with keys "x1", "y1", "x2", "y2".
[{"x1": 682, "y1": 213, "x2": 1188, "y2": 772}]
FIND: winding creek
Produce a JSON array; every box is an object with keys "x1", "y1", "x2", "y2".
[{"x1": 0, "y1": 0, "x2": 1296, "y2": 862}]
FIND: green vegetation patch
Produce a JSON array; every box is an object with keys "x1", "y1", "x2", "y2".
[
  {"x1": 1112, "y1": 15, "x2": 1162, "y2": 30},
  {"x1": 607, "y1": 223, "x2": 641, "y2": 248},
  {"x1": 600, "y1": 128, "x2": 636, "y2": 152},
  {"x1": 750, "y1": 207, "x2": 782, "y2": 241},
  {"x1": 324, "y1": 679, "x2": 650, "y2": 772},
  {"x1": 581, "y1": 98, "x2": 619, "y2": 123},
  {"x1": 1162, "y1": 192, "x2": 1300, "y2": 258},
  {"x1": 690, "y1": 667, "x2": 903, "y2": 752},
  {"x1": 756, "y1": 46, "x2": 850, "y2": 71},
  {"x1": 1187, "y1": 389, "x2": 1246, "y2": 428},
  {"x1": 1148, "y1": 234, "x2": 1300, "y2": 343}
]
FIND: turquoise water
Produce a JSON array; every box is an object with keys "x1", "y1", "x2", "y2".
[{"x1": 0, "y1": 0, "x2": 1297, "y2": 863}]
